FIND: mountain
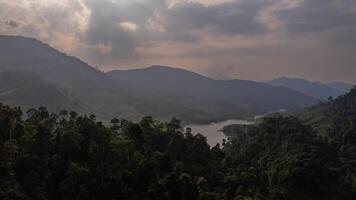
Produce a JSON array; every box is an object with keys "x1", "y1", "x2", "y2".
[
  {"x1": 108, "y1": 66, "x2": 317, "y2": 113},
  {"x1": 326, "y1": 81, "x2": 354, "y2": 92},
  {"x1": 0, "y1": 70, "x2": 79, "y2": 111},
  {"x1": 268, "y1": 77, "x2": 353, "y2": 100},
  {"x1": 0, "y1": 35, "x2": 144, "y2": 119},
  {"x1": 0, "y1": 35, "x2": 317, "y2": 123}
]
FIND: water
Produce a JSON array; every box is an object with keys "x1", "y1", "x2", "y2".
[{"x1": 186, "y1": 119, "x2": 254, "y2": 147}]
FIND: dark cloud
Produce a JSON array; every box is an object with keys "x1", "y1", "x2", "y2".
[
  {"x1": 83, "y1": 0, "x2": 138, "y2": 63},
  {"x1": 277, "y1": 0, "x2": 356, "y2": 33},
  {"x1": 81, "y1": 0, "x2": 172, "y2": 64},
  {"x1": 164, "y1": 1, "x2": 268, "y2": 35},
  {"x1": 4, "y1": 19, "x2": 20, "y2": 28},
  {"x1": 81, "y1": 0, "x2": 269, "y2": 46}
]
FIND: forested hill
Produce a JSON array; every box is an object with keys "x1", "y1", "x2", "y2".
[
  {"x1": 1, "y1": 87, "x2": 355, "y2": 199},
  {"x1": 108, "y1": 65, "x2": 317, "y2": 111},
  {"x1": 0, "y1": 35, "x2": 318, "y2": 123}
]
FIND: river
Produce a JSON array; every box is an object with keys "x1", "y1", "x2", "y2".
[
  {"x1": 186, "y1": 109, "x2": 287, "y2": 147},
  {"x1": 186, "y1": 119, "x2": 254, "y2": 147}
]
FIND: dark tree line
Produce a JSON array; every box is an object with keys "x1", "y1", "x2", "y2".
[{"x1": 1, "y1": 87, "x2": 356, "y2": 199}]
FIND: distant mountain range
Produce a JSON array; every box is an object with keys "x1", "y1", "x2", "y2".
[
  {"x1": 0, "y1": 35, "x2": 326, "y2": 123},
  {"x1": 267, "y1": 77, "x2": 353, "y2": 100},
  {"x1": 108, "y1": 66, "x2": 317, "y2": 116}
]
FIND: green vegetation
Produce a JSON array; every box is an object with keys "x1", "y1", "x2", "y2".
[
  {"x1": 1, "y1": 87, "x2": 356, "y2": 199},
  {"x1": 293, "y1": 105, "x2": 332, "y2": 134}
]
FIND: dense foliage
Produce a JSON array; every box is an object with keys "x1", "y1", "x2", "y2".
[{"x1": 0, "y1": 87, "x2": 356, "y2": 199}]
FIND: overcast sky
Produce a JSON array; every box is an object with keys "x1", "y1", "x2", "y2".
[{"x1": 0, "y1": 0, "x2": 355, "y2": 83}]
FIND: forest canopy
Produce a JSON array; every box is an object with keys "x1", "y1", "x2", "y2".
[{"x1": 1, "y1": 87, "x2": 356, "y2": 199}]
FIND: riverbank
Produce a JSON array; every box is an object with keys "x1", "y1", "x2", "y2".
[{"x1": 186, "y1": 109, "x2": 287, "y2": 146}]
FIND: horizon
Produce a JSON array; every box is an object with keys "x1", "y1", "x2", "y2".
[{"x1": 0, "y1": 0, "x2": 355, "y2": 83}]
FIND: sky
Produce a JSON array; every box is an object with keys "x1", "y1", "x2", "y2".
[{"x1": 0, "y1": 0, "x2": 355, "y2": 83}]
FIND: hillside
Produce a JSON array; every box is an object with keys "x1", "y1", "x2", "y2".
[
  {"x1": 268, "y1": 77, "x2": 353, "y2": 100},
  {"x1": 0, "y1": 35, "x2": 142, "y2": 119},
  {"x1": 0, "y1": 36, "x2": 317, "y2": 123},
  {"x1": 108, "y1": 66, "x2": 318, "y2": 113},
  {"x1": 0, "y1": 70, "x2": 79, "y2": 111},
  {"x1": 299, "y1": 86, "x2": 356, "y2": 134}
]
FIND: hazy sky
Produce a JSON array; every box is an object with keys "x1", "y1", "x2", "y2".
[{"x1": 0, "y1": 0, "x2": 355, "y2": 83}]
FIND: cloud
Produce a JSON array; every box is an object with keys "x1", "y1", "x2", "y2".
[
  {"x1": 0, "y1": 0, "x2": 355, "y2": 83},
  {"x1": 274, "y1": 0, "x2": 356, "y2": 33},
  {"x1": 82, "y1": 0, "x2": 139, "y2": 64},
  {"x1": 0, "y1": 0, "x2": 89, "y2": 50},
  {"x1": 119, "y1": 21, "x2": 139, "y2": 32},
  {"x1": 4, "y1": 19, "x2": 21, "y2": 28},
  {"x1": 163, "y1": 1, "x2": 268, "y2": 35}
]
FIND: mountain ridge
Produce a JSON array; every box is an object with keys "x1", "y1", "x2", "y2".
[
  {"x1": 268, "y1": 76, "x2": 353, "y2": 100},
  {"x1": 0, "y1": 35, "x2": 319, "y2": 123},
  {"x1": 108, "y1": 66, "x2": 317, "y2": 109}
]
